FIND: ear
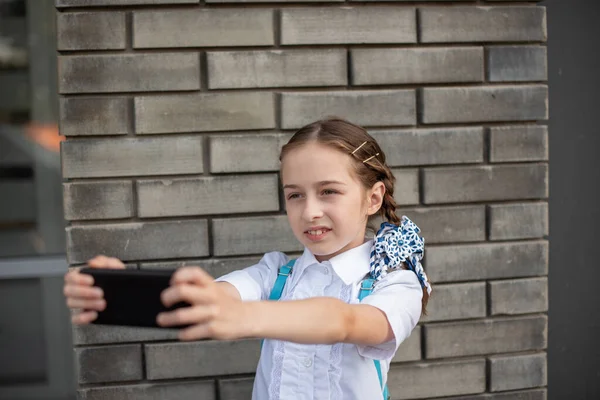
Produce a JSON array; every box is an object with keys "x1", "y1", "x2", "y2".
[{"x1": 366, "y1": 181, "x2": 385, "y2": 216}]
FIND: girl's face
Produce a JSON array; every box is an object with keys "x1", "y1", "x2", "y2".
[{"x1": 281, "y1": 142, "x2": 384, "y2": 261}]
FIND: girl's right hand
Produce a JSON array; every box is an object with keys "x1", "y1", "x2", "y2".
[{"x1": 63, "y1": 255, "x2": 125, "y2": 325}]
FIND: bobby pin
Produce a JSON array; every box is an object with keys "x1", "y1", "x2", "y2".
[
  {"x1": 363, "y1": 153, "x2": 380, "y2": 164},
  {"x1": 351, "y1": 141, "x2": 367, "y2": 155}
]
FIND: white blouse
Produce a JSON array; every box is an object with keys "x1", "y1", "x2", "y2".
[{"x1": 215, "y1": 239, "x2": 423, "y2": 400}]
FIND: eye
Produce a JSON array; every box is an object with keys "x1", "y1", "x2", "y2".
[
  {"x1": 321, "y1": 189, "x2": 339, "y2": 196},
  {"x1": 286, "y1": 193, "x2": 302, "y2": 200}
]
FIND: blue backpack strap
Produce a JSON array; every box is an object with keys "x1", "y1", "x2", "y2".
[
  {"x1": 358, "y1": 278, "x2": 376, "y2": 301},
  {"x1": 359, "y1": 278, "x2": 390, "y2": 400},
  {"x1": 261, "y1": 259, "x2": 295, "y2": 349},
  {"x1": 268, "y1": 259, "x2": 295, "y2": 301}
]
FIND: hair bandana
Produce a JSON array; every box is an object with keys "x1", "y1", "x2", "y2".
[{"x1": 369, "y1": 216, "x2": 432, "y2": 295}]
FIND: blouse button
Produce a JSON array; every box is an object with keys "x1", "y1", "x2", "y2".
[
  {"x1": 323, "y1": 266, "x2": 330, "y2": 275},
  {"x1": 303, "y1": 358, "x2": 313, "y2": 368}
]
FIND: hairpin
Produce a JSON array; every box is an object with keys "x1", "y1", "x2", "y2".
[
  {"x1": 363, "y1": 153, "x2": 379, "y2": 163},
  {"x1": 351, "y1": 141, "x2": 367, "y2": 155}
]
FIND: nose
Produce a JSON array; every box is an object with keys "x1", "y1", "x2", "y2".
[{"x1": 302, "y1": 196, "x2": 324, "y2": 221}]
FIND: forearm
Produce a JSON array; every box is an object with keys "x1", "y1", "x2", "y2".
[
  {"x1": 243, "y1": 297, "x2": 390, "y2": 345},
  {"x1": 244, "y1": 297, "x2": 351, "y2": 344}
]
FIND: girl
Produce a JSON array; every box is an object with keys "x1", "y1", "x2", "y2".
[{"x1": 63, "y1": 117, "x2": 432, "y2": 400}]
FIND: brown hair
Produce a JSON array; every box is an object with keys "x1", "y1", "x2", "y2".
[{"x1": 279, "y1": 117, "x2": 430, "y2": 314}]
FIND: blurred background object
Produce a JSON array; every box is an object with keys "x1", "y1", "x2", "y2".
[{"x1": 0, "y1": 1, "x2": 74, "y2": 399}]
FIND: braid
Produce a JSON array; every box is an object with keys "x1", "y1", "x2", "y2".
[
  {"x1": 370, "y1": 162, "x2": 431, "y2": 315},
  {"x1": 380, "y1": 166, "x2": 401, "y2": 226}
]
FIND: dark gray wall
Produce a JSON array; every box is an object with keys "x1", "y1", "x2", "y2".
[{"x1": 547, "y1": 0, "x2": 600, "y2": 398}]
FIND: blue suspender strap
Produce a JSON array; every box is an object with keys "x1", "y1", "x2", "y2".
[
  {"x1": 268, "y1": 259, "x2": 295, "y2": 301},
  {"x1": 359, "y1": 278, "x2": 390, "y2": 400}
]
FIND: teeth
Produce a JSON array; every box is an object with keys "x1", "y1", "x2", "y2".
[{"x1": 308, "y1": 230, "x2": 325, "y2": 235}]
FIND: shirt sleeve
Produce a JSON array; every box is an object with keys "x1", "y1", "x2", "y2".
[
  {"x1": 214, "y1": 251, "x2": 289, "y2": 302},
  {"x1": 356, "y1": 269, "x2": 423, "y2": 360}
]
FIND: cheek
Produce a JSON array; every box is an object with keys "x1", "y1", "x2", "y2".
[{"x1": 285, "y1": 201, "x2": 302, "y2": 222}]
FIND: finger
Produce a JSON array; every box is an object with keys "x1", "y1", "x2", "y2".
[
  {"x1": 72, "y1": 311, "x2": 98, "y2": 325},
  {"x1": 64, "y1": 284, "x2": 103, "y2": 299},
  {"x1": 157, "y1": 305, "x2": 217, "y2": 327},
  {"x1": 171, "y1": 266, "x2": 214, "y2": 286},
  {"x1": 178, "y1": 323, "x2": 216, "y2": 341},
  {"x1": 65, "y1": 270, "x2": 94, "y2": 286},
  {"x1": 66, "y1": 297, "x2": 106, "y2": 311},
  {"x1": 88, "y1": 255, "x2": 125, "y2": 269},
  {"x1": 161, "y1": 284, "x2": 213, "y2": 308}
]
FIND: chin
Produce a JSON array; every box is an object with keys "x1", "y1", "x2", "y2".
[{"x1": 307, "y1": 242, "x2": 345, "y2": 259}]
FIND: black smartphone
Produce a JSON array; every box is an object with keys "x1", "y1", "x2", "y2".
[{"x1": 79, "y1": 267, "x2": 190, "y2": 328}]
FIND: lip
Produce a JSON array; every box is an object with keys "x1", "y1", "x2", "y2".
[{"x1": 304, "y1": 226, "x2": 331, "y2": 233}]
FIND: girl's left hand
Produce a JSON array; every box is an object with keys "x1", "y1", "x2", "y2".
[{"x1": 157, "y1": 267, "x2": 250, "y2": 341}]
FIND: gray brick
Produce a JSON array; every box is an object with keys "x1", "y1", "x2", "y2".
[
  {"x1": 423, "y1": 164, "x2": 548, "y2": 204},
  {"x1": 439, "y1": 389, "x2": 547, "y2": 400},
  {"x1": 59, "y1": 97, "x2": 129, "y2": 136},
  {"x1": 422, "y1": 85, "x2": 548, "y2": 124},
  {"x1": 388, "y1": 359, "x2": 486, "y2": 399},
  {"x1": 489, "y1": 353, "x2": 547, "y2": 392},
  {"x1": 218, "y1": 378, "x2": 254, "y2": 400},
  {"x1": 61, "y1": 137, "x2": 203, "y2": 178},
  {"x1": 488, "y1": 46, "x2": 548, "y2": 82},
  {"x1": 135, "y1": 92, "x2": 275, "y2": 134},
  {"x1": 140, "y1": 256, "x2": 262, "y2": 279},
  {"x1": 137, "y1": 175, "x2": 280, "y2": 217},
  {"x1": 422, "y1": 282, "x2": 486, "y2": 323},
  {"x1": 350, "y1": 0, "x2": 476, "y2": 1},
  {"x1": 490, "y1": 125, "x2": 548, "y2": 163},
  {"x1": 57, "y1": 12, "x2": 126, "y2": 51},
  {"x1": 213, "y1": 215, "x2": 301, "y2": 256},
  {"x1": 398, "y1": 206, "x2": 486, "y2": 244},
  {"x1": 426, "y1": 241, "x2": 548, "y2": 283},
  {"x1": 79, "y1": 381, "x2": 216, "y2": 400},
  {"x1": 420, "y1": 6, "x2": 546, "y2": 43},
  {"x1": 392, "y1": 168, "x2": 420, "y2": 206},
  {"x1": 372, "y1": 127, "x2": 484, "y2": 167},
  {"x1": 490, "y1": 202, "x2": 548, "y2": 240},
  {"x1": 352, "y1": 47, "x2": 483, "y2": 85},
  {"x1": 281, "y1": 7, "x2": 416, "y2": 45},
  {"x1": 75, "y1": 345, "x2": 143, "y2": 384},
  {"x1": 58, "y1": 54, "x2": 200, "y2": 94},
  {"x1": 280, "y1": 90, "x2": 416, "y2": 130},
  {"x1": 488, "y1": 389, "x2": 547, "y2": 400},
  {"x1": 145, "y1": 339, "x2": 260, "y2": 379},
  {"x1": 207, "y1": 50, "x2": 346, "y2": 89},
  {"x1": 209, "y1": 133, "x2": 291, "y2": 173},
  {"x1": 209, "y1": 0, "x2": 339, "y2": 2},
  {"x1": 425, "y1": 316, "x2": 547, "y2": 358},
  {"x1": 66, "y1": 220, "x2": 209, "y2": 264},
  {"x1": 490, "y1": 277, "x2": 548, "y2": 316},
  {"x1": 392, "y1": 325, "x2": 421, "y2": 363},
  {"x1": 63, "y1": 181, "x2": 134, "y2": 221},
  {"x1": 73, "y1": 324, "x2": 178, "y2": 345},
  {"x1": 57, "y1": 0, "x2": 198, "y2": 6},
  {"x1": 133, "y1": 9, "x2": 273, "y2": 48}
]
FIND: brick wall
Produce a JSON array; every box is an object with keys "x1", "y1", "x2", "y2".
[{"x1": 56, "y1": 1, "x2": 548, "y2": 399}]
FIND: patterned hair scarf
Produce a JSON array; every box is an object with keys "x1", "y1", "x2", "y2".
[{"x1": 369, "y1": 216, "x2": 432, "y2": 295}]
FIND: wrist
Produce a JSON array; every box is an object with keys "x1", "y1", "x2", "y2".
[{"x1": 240, "y1": 301, "x2": 264, "y2": 339}]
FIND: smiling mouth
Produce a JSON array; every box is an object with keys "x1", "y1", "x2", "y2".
[{"x1": 304, "y1": 228, "x2": 331, "y2": 241}]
